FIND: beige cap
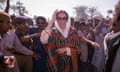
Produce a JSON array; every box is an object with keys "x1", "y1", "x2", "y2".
[{"x1": 0, "y1": 11, "x2": 10, "y2": 21}]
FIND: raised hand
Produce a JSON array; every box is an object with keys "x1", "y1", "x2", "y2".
[{"x1": 46, "y1": 9, "x2": 59, "y2": 30}]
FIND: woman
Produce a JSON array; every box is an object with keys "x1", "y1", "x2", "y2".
[
  {"x1": 40, "y1": 10, "x2": 99, "y2": 72},
  {"x1": 40, "y1": 10, "x2": 81, "y2": 72}
]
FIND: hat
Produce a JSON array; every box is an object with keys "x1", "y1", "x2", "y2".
[
  {"x1": 0, "y1": 11, "x2": 10, "y2": 21},
  {"x1": 93, "y1": 14, "x2": 103, "y2": 20},
  {"x1": 14, "y1": 16, "x2": 27, "y2": 25}
]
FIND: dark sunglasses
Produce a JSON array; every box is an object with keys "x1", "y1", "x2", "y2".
[{"x1": 56, "y1": 17, "x2": 68, "y2": 20}]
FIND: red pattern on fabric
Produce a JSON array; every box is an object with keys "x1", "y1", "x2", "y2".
[{"x1": 46, "y1": 27, "x2": 81, "y2": 72}]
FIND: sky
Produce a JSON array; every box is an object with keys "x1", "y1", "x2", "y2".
[{"x1": 13, "y1": 0, "x2": 118, "y2": 18}]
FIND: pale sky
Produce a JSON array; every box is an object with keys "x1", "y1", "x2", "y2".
[{"x1": 13, "y1": 0, "x2": 118, "y2": 18}]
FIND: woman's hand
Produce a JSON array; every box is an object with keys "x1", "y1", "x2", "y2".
[
  {"x1": 56, "y1": 47, "x2": 71, "y2": 56},
  {"x1": 56, "y1": 47, "x2": 66, "y2": 56},
  {"x1": 46, "y1": 9, "x2": 58, "y2": 30}
]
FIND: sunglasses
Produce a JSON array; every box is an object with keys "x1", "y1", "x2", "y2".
[{"x1": 56, "y1": 17, "x2": 68, "y2": 20}]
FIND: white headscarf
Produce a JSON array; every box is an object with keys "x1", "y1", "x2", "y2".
[{"x1": 55, "y1": 18, "x2": 71, "y2": 38}]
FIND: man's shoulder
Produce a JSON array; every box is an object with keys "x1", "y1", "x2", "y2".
[
  {"x1": 7, "y1": 30, "x2": 17, "y2": 38},
  {"x1": 7, "y1": 30, "x2": 15, "y2": 35},
  {"x1": 106, "y1": 31, "x2": 120, "y2": 45},
  {"x1": 105, "y1": 32, "x2": 113, "y2": 40}
]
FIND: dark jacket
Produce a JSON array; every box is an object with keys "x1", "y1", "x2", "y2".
[
  {"x1": 105, "y1": 32, "x2": 120, "y2": 72},
  {"x1": 0, "y1": 52, "x2": 4, "y2": 63}
]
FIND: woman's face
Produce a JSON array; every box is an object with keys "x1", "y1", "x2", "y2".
[{"x1": 56, "y1": 12, "x2": 68, "y2": 29}]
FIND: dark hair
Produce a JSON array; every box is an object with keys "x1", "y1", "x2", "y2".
[
  {"x1": 56, "y1": 10, "x2": 69, "y2": 20},
  {"x1": 13, "y1": 16, "x2": 27, "y2": 25},
  {"x1": 79, "y1": 22, "x2": 86, "y2": 26},
  {"x1": 35, "y1": 16, "x2": 46, "y2": 24}
]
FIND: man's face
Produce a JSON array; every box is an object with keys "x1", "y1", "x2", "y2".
[
  {"x1": 112, "y1": 22, "x2": 120, "y2": 32},
  {"x1": 16, "y1": 22, "x2": 29, "y2": 32},
  {"x1": 115, "y1": 2, "x2": 120, "y2": 15},
  {"x1": 36, "y1": 19, "x2": 46, "y2": 30},
  {"x1": 0, "y1": 19, "x2": 11, "y2": 34}
]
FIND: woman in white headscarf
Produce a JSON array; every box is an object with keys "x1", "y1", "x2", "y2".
[
  {"x1": 40, "y1": 10, "x2": 99, "y2": 72},
  {"x1": 40, "y1": 10, "x2": 81, "y2": 72}
]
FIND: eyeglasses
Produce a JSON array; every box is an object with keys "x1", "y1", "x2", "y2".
[{"x1": 56, "y1": 17, "x2": 68, "y2": 21}]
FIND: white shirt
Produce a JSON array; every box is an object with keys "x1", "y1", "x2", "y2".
[{"x1": 0, "y1": 30, "x2": 33, "y2": 56}]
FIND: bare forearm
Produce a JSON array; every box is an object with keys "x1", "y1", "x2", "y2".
[
  {"x1": 29, "y1": 33, "x2": 40, "y2": 38},
  {"x1": 81, "y1": 37, "x2": 95, "y2": 45}
]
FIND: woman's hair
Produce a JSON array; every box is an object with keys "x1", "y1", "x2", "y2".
[{"x1": 56, "y1": 10, "x2": 69, "y2": 20}]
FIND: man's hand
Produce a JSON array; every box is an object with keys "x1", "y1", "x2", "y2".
[
  {"x1": 91, "y1": 42, "x2": 100, "y2": 48},
  {"x1": 21, "y1": 36, "x2": 31, "y2": 42},
  {"x1": 4, "y1": 56, "x2": 15, "y2": 69},
  {"x1": 32, "y1": 53, "x2": 40, "y2": 60}
]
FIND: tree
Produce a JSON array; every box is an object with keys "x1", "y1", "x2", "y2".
[
  {"x1": 86, "y1": 7, "x2": 97, "y2": 19},
  {"x1": 4, "y1": 0, "x2": 10, "y2": 13},
  {"x1": 0, "y1": 0, "x2": 12, "y2": 13},
  {"x1": 74, "y1": 6, "x2": 88, "y2": 21},
  {"x1": 86, "y1": 7, "x2": 98, "y2": 27},
  {"x1": 0, "y1": 0, "x2": 7, "y2": 10},
  {"x1": 11, "y1": 1, "x2": 28, "y2": 16}
]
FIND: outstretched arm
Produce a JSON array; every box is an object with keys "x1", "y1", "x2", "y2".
[{"x1": 81, "y1": 37, "x2": 100, "y2": 48}]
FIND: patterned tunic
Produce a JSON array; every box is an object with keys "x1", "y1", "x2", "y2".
[{"x1": 46, "y1": 27, "x2": 81, "y2": 72}]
